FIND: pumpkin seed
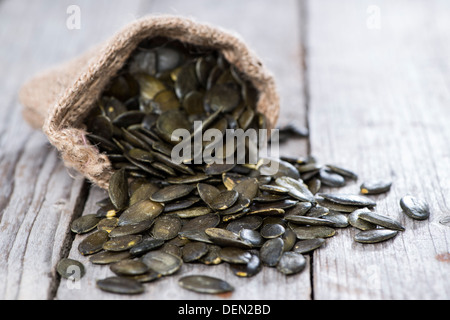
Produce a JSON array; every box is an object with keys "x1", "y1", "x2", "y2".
[
  {"x1": 219, "y1": 247, "x2": 252, "y2": 264},
  {"x1": 110, "y1": 259, "x2": 149, "y2": 276},
  {"x1": 205, "y1": 228, "x2": 252, "y2": 249},
  {"x1": 182, "y1": 242, "x2": 209, "y2": 263},
  {"x1": 293, "y1": 238, "x2": 326, "y2": 254},
  {"x1": 277, "y1": 252, "x2": 307, "y2": 275},
  {"x1": 260, "y1": 224, "x2": 286, "y2": 239},
  {"x1": 118, "y1": 199, "x2": 164, "y2": 226},
  {"x1": 319, "y1": 168, "x2": 346, "y2": 188},
  {"x1": 354, "y1": 229, "x2": 399, "y2": 244},
  {"x1": 71, "y1": 214, "x2": 101, "y2": 234},
  {"x1": 348, "y1": 208, "x2": 377, "y2": 231},
  {"x1": 89, "y1": 251, "x2": 132, "y2": 265},
  {"x1": 285, "y1": 202, "x2": 313, "y2": 217},
  {"x1": 151, "y1": 215, "x2": 182, "y2": 240},
  {"x1": 163, "y1": 197, "x2": 200, "y2": 213},
  {"x1": 319, "y1": 194, "x2": 376, "y2": 208},
  {"x1": 239, "y1": 229, "x2": 265, "y2": 248},
  {"x1": 285, "y1": 215, "x2": 334, "y2": 227},
  {"x1": 109, "y1": 220, "x2": 153, "y2": 238},
  {"x1": 209, "y1": 190, "x2": 239, "y2": 211},
  {"x1": 108, "y1": 168, "x2": 129, "y2": 211},
  {"x1": 169, "y1": 206, "x2": 212, "y2": 219},
  {"x1": 226, "y1": 216, "x2": 263, "y2": 233},
  {"x1": 260, "y1": 238, "x2": 284, "y2": 267},
  {"x1": 103, "y1": 235, "x2": 142, "y2": 252},
  {"x1": 97, "y1": 277, "x2": 144, "y2": 295},
  {"x1": 291, "y1": 226, "x2": 336, "y2": 240},
  {"x1": 325, "y1": 165, "x2": 358, "y2": 180},
  {"x1": 360, "y1": 180, "x2": 393, "y2": 195},
  {"x1": 230, "y1": 252, "x2": 262, "y2": 278},
  {"x1": 358, "y1": 211, "x2": 405, "y2": 231},
  {"x1": 323, "y1": 212, "x2": 349, "y2": 228},
  {"x1": 178, "y1": 275, "x2": 234, "y2": 294},
  {"x1": 56, "y1": 259, "x2": 86, "y2": 280},
  {"x1": 275, "y1": 177, "x2": 315, "y2": 203},
  {"x1": 150, "y1": 184, "x2": 195, "y2": 203},
  {"x1": 181, "y1": 212, "x2": 221, "y2": 232},
  {"x1": 129, "y1": 238, "x2": 165, "y2": 256},
  {"x1": 141, "y1": 251, "x2": 183, "y2": 276},
  {"x1": 199, "y1": 245, "x2": 223, "y2": 265},
  {"x1": 400, "y1": 196, "x2": 431, "y2": 221},
  {"x1": 97, "y1": 217, "x2": 119, "y2": 233},
  {"x1": 78, "y1": 231, "x2": 110, "y2": 256},
  {"x1": 205, "y1": 83, "x2": 241, "y2": 112}
]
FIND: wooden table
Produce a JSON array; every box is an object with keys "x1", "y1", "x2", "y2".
[{"x1": 1, "y1": 0, "x2": 449, "y2": 300}]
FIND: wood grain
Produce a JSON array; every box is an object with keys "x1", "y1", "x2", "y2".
[{"x1": 307, "y1": 0, "x2": 450, "y2": 299}]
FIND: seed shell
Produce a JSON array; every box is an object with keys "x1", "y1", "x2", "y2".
[
  {"x1": 293, "y1": 238, "x2": 326, "y2": 254},
  {"x1": 319, "y1": 194, "x2": 376, "y2": 207},
  {"x1": 97, "y1": 277, "x2": 144, "y2": 295},
  {"x1": 358, "y1": 211, "x2": 405, "y2": 231},
  {"x1": 260, "y1": 238, "x2": 284, "y2": 267},
  {"x1": 78, "y1": 231, "x2": 110, "y2": 256},
  {"x1": 103, "y1": 235, "x2": 142, "y2": 252},
  {"x1": 400, "y1": 196, "x2": 431, "y2": 221},
  {"x1": 110, "y1": 260, "x2": 150, "y2": 276},
  {"x1": 360, "y1": 180, "x2": 393, "y2": 195},
  {"x1": 150, "y1": 184, "x2": 196, "y2": 203},
  {"x1": 56, "y1": 259, "x2": 86, "y2": 280},
  {"x1": 178, "y1": 275, "x2": 234, "y2": 294},
  {"x1": 71, "y1": 214, "x2": 101, "y2": 234},
  {"x1": 277, "y1": 252, "x2": 307, "y2": 275},
  {"x1": 108, "y1": 168, "x2": 129, "y2": 211},
  {"x1": 141, "y1": 251, "x2": 183, "y2": 276},
  {"x1": 291, "y1": 226, "x2": 336, "y2": 240},
  {"x1": 354, "y1": 229, "x2": 399, "y2": 244},
  {"x1": 182, "y1": 242, "x2": 209, "y2": 263}
]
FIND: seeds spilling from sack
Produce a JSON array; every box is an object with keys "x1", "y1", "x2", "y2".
[{"x1": 60, "y1": 38, "x2": 430, "y2": 296}]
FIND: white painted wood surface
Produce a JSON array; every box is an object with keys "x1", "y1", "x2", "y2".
[{"x1": 0, "y1": 0, "x2": 448, "y2": 300}]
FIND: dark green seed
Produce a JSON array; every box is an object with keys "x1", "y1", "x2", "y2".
[
  {"x1": 291, "y1": 226, "x2": 336, "y2": 240},
  {"x1": 349, "y1": 208, "x2": 377, "y2": 231},
  {"x1": 97, "y1": 277, "x2": 144, "y2": 295},
  {"x1": 260, "y1": 223, "x2": 286, "y2": 239},
  {"x1": 293, "y1": 238, "x2": 326, "y2": 254},
  {"x1": 129, "y1": 238, "x2": 165, "y2": 256},
  {"x1": 230, "y1": 253, "x2": 262, "y2": 278},
  {"x1": 277, "y1": 252, "x2": 307, "y2": 275},
  {"x1": 260, "y1": 238, "x2": 284, "y2": 267},
  {"x1": 239, "y1": 229, "x2": 264, "y2": 248},
  {"x1": 400, "y1": 196, "x2": 431, "y2": 221},
  {"x1": 355, "y1": 229, "x2": 399, "y2": 244},
  {"x1": 108, "y1": 168, "x2": 129, "y2": 211},
  {"x1": 141, "y1": 251, "x2": 183, "y2": 276},
  {"x1": 275, "y1": 177, "x2": 315, "y2": 203},
  {"x1": 118, "y1": 200, "x2": 164, "y2": 227},
  {"x1": 358, "y1": 211, "x2": 405, "y2": 231},
  {"x1": 178, "y1": 275, "x2": 234, "y2": 294},
  {"x1": 89, "y1": 251, "x2": 132, "y2": 265},
  {"x1": 285, "y1": 215, "x2": 334, "y2": 227},
  {"x1": 103, "y1": 235, "x2": 142, "y2": 252},
  {"x1": 150, "y1": 184, "x2": 196, "y2": 203},
  {"x1": 209, "y1": 190, "x2": 239, "y2": 211},
  {"x1": 182, "y1": 242, "x2": 209, "y2": 263},
  {"x1": 360, "y1": 180, "x2": 393, "y2": 195},
  {"x1": 152, "y1": 215, "x2": 182, "y2": 240},
  {"x1": 319, "y1": 194, "x2": 376, "y2": 208},
  {"x1": 71, "y1": 214, "x2": 101, "y2": 234},
  {"x1": 56, "y1": 259, "x2": 86, "y2": 280},
  {"x1": 205, "y1": 228, "x2": 252, "y2": 249},
  {"x1": 78, "y1": 231, "x2": 110, "y2": 256},
  {"x1": 219, "y1": 247, "x2": 252, "y2": 264},
  {"x1": 110, "y1": 259, "x2": 149, "y2": 276},
  {"x1": 109, "y1": 220, "x2": 153, "y2": 238}
]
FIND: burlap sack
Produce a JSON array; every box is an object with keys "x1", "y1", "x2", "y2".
[{"x1": 19, "y1": 15, "x2": 280, "y2": 189}]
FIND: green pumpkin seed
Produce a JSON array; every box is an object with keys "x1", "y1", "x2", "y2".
[
  {"x1": 97, "y1": 217, "x2": 119, "y2": 233},
  {"x1": 78, "y1": 231, "x2": 110, "y2": 256},
  {"x1": 260, "y1": 238, "x2": 284, "y2": 267},
  {"x1": 129, "y1": 238, "x2": 165, "y2": 256},
  {"x1": 141, "y1": 251, "x2": 183, "y2": 276},
  {"x1": 152, "y1": 215, "x2": 182, "y2": 240},
  {"x1": 156, "y1": 109, "x2": 192, "y2": 144},
  {"x1": 319, "y1": 169, "x2": 346, "y2": 188},
  {"x1": 293, "y1": 238, "x2": 326, "y2": 254},
  {"x1": 277, "y1": 252, "x2": 307, "y2": 275},
  {"x1": 169, "y1": 206, "x2": 212, "y2": 219},
  {"x1": 400, "y1": 196, "x2": 431, "y2": 221},
  {"x1": 348, "y1": 208, "x2": 378, "y2": 231},
  {"x1": 319, "y1": 194, "x2": 376, "y2": 208},
  {"x1": 197, "y1": 183, "x2": 221, "y2": 207},
  {"x1": 360, "y1": 180, "x2": 393, "y2": 195},
  {"x1": 97, "y1": 277, "x2": 144, "y2": 295},
  {"x1": 151, "y1": 184, "x2": 195, "y2": 203},
  {"x1": 103, "y1": 235, "x2": 142, "y2": 252},
  {"x1": 285, "y1": 215, "x2": 334, "y2": 227},
  {"x1": 325, "y1": 165, "x2": 358, "y2": 180},
  {"x1": 291, "y1": 226, "x2": 336, "y2": 240},
  {"x1": 219, "y1": 247, "x2": 252, "y2": 264},
  {"x1": 108, "y1": 168, "x2": 129, "y2": 211},
  {"x1": 205, "y1": 228, "x2": 252, "y2": 249},
  {"x1": 71, "y1": 214, "x2": 101, "y2": 234},
  {"x1": 178, "y1": 275, "x2": 234, "y2": 294},
  {"x1": 118, "y1": 199, "x2": 164, "y2": 227},
  {"x1": 230, "y1": 253, "x2": 261, "y2": 278},
  {"x1": 239, "y1": 229, "x2": 264, "y2": 248},
  {"x1": 260, "y1": 224, "x2": 286, "y2": 239},
  {"x1": 56, "y1": 259, "x2": 86, "y2": 280},
  {"x1": 175, "y1": 62, "x2": 199, "y2": 99},
  {"x1": 89, "y1": 251, "x2": 132, "y2": 265},
  {"x1": 205, "y1": 83, "x2": 241, "y2": 113},
  {"x1": 182, "y1": 242, "x2": 209, "y2": 263},
  {"x1": 358, "y1": 211, "x2": 405, "y2": 231},
  {"x1": 323, "y1": 212, "x2": 349, "y2": 228},
  {"x1": 275, "y1": 177, "x2": 315, "y2": 203},
  {"x1": 210, "y1": 190, "x2": 239, "y2": 211},
  {"x1": 285, "y1": 202, "x2": 313, "y2": 217},
  {"x1": 181, "y1": 213, "x2": 221, "y2": 232},
  {"x1": 226, "y1": 216, "x2": 263, "y2": 233},
  {"x1": 355, "y1": 229, "x2": 399, "y2": 244},
  {"x1": 110, "y1": 259, "x2": 149, "y2": 276}
]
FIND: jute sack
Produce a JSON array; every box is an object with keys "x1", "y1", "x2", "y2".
[{"x1": 19, "y1": 15, "x2": 280, "y2": 189}]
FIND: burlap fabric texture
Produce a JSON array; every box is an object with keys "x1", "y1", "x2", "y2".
[{"x1": 19, "y1": 15, "x2": 280, "y2": 189}]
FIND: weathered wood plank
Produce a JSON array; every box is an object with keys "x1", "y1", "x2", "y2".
[
  {"x1": 55, "y1": 0, "x2": 310, "y2": 300},
  {"x1": 0, "y1": 0, "x2": 143, "y2": 299},
  {"x1": 307, "y1": 0, "x2": 450, "y2": 300}
]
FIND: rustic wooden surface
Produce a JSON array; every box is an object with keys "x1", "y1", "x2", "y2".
[{"x1": 0, "y1": 0, "x2": 449, "y2": 300}]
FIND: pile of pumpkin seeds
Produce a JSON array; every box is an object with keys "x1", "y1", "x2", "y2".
[{"x1": 57, "y1": 38, "x2": 431, "y2": 296}]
